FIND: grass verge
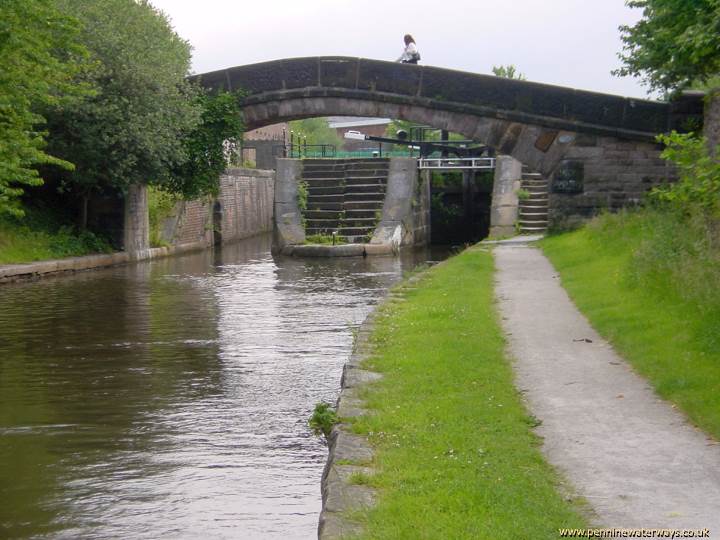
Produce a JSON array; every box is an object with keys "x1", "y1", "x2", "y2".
[
  {"x1": 541, "y1": 209, "x2": 720, "y2": 439},
  {"x1": 348, "y1": 246, "x2": 586, "y2": 539},
  {"x1": 0, "y1": 209, "x2": 112, "y2": 265}
]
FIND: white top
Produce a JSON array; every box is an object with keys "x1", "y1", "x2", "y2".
[{"x1": 397, "y1": 42, "x2": 419, "y2": 62}]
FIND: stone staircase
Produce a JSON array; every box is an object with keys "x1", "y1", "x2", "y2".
[
  {"x1": 301, "y1": 158, "x2": 389, "y2": 243},
  {"x1": 518, "y1": 169, "x2": 549, "y2": 234}
]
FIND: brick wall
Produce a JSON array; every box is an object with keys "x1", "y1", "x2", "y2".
[
  {"x1": 244, "y1": 122, "x2": 288, "y2": 141},
  {"x1": 173, "y1": 199, "x2": 213, "y2": 246},
  {"x1": 217, "y1": 168, "x2": 274, "y2": 243},
  {"x1": 156, "y1": 168, "x2": 275, "y2": 249}
]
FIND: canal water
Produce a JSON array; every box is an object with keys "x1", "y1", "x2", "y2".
[{"x1": 0, "y1": 235, "x2": 443, "y2": 539}]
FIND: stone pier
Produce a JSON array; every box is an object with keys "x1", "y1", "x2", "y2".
[{"x1": 489, "y1": 156, "x2": 522, "y2": 237}]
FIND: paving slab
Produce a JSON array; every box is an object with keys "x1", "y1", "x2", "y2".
[{"x1": 494, "y1": 242, "x2": 720, "y2": 536}]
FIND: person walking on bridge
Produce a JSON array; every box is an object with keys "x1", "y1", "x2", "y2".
[{"x1": 397, "y1": 34, "x2": 420, "y2": 64}]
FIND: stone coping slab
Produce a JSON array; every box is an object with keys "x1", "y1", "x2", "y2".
[
  {"x1": 318, "y1": 305, "x2": 385, "y2": 539},
  {"x1": 282, "y1": 243, "x2": 396, "y2": 258},
  {"x1": 318, "y1": 263, "x2": 438, "y2": 539},
  {"x1": 0, "y1": 240, "x2": 209, "y2": 285}
]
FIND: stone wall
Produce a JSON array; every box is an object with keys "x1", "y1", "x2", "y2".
[
  {"x1": 548, "y1": 136, "x2": 673, "y2": 228},
  {"x1": 241, "y1": 140, "x2": 279, "y2": 169},
  {"x1": 123, "y1": 169, "x2": 275, "y2": 257},
  {"x1": 489, "y1": 156, "x2": 523, "y2": 237},
  {"x1": 412, "y1": 170, "x2": 432, "y2": 245},
  {"x1": 273, "y1": 159, "x2": 306, "y2": 251},
  {"x1": 195, "y1": 57, "x2": 685, "y2": 140},
  {"x1": 192, "y1": 58, "x2": 711, "y2": 229},
  {"x1": 123, "y1": 184, "x2": 151, "y2": 260},
  {"x1": 273, "y1": 157, "x2": 429, "y2": 255},
  {"x1": 371, "y1": 157, "x2": 423, "y2": 249}
]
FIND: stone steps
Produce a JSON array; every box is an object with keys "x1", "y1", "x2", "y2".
[
  {"x1": 303, "y1": 158, "x2": 388, "y2": 166},
  {"x1": 345, "y1": 192, "x2": 385, "y2": 202},
  {"x1": 304, "y1": 210, "x2": 343, "y2": 220},
  {"x1": 307, "y1": 201, "x2": 343, "y2": 211},
  {"x1": 300, "y1": 159, "x2": 388, "y2": 242},
  {"x1": 345, "y1": 176, "x2": 387, "y2": 185},
  {"x1": 305, "y1": 219, "x2": 341, "y2": 230},
  {"x1": 345, "y1": 201, "x2": 384, "y2": 210},
  {"x1": 303, "y1": 169, "x2": 389, "y2": 179},
  {"x1": 345, "y1": 209, "x2": 379, "y2": 219},
  {"x1": 308, "y1": 194, "x2": 344, "y2": 204},
  {"x1": 340, "y1": 217, "x2": 379, "y2": 228},
  {"x1": 519, "y1": 169, "x2": 549, "y2": 234},
  {"x1": 307, "y1": 185, "x2": 345, "y2": 196},
  {"x1": 518, "y1": 213, "x2": 548, "y2": 222}
]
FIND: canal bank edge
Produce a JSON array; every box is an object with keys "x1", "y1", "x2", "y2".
[
  {"x1": 318, "y1": 268, "x2": 430, "y2": 539},
  {"x1": 1, "y1": 168, "x2": 275, "y2": 285},
  {"x1": 0, "y1": 241, "x2": 207, "y2": 284}
]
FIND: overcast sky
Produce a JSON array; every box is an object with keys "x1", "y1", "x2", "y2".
[{"x1": 149, "y1": 0, "x2": 651, "y2": 99}]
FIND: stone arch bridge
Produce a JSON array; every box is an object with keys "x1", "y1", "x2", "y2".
[{"x1": 193, "y1": 57, "x2": 702, "y2": 229}]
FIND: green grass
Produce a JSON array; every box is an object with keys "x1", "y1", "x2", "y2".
[
  {"x1": 348, "y1": 246, "x2": 587, "y2": 539},
  {"x1": 0, "y1": 210, "x2": 112, "y2": 265},
  {"x1": 304, "y1": 233, "x2": 347, "y2": 245},
  {"x1": 541, "y1": 208, "x2": 720, "y2": 439}
]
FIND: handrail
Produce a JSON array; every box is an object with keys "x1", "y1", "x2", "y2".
[{"x1": 418, "y1": 157, "x2": 495, "y2": 170}]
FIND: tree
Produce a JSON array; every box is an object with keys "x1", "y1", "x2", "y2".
[
  {"x1": 615, "y1": 0, "x2": 720, "y2": 92},
  {"x1": 165, "y1": 90, "x2": 245, "y2": 199},
  {"x1": 288, "y1": 118, "x2": 343, "y2": 150},
  {"x1": 492, "y1": 65, "x2": 527, "y2": 80},
  {"x1": 0, "y1": 0, "x2": 89, "y2": 216},
  {"x1": 45, "y1": 0, "x2": 202, "y2": 220}
]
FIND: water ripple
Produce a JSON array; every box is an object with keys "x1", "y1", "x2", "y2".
[{"x1": 0, "y1": 234, "x2": 443, "y2": 539}]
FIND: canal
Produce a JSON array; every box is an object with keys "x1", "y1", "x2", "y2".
[{"x1": 0, "y1": 234, "x2": 442, "y2": 539}]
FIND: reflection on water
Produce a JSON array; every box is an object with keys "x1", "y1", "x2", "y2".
[{"x1": 0, "y1": 235, "x2": 444, "y2": 539}]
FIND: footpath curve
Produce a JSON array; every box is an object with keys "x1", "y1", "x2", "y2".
[{"x1": 494, "y1": 241, "x2": 720, "y2": 535}]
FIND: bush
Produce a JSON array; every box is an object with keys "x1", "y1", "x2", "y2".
[
  {"x1": 652, "y1": 132, "x2": 720, "y2": 216},
  {"x1": 309, "y1": 401, "x2": 338, "y2": 438},
  {"x1": 148, "y1": 187, "x2": 179, "y2": 248}
]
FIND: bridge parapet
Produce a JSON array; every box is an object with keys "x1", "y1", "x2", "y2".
[
  {"x1": 193, "y1": 57, "x2": 701, "y2": 141},
  {"x1": 192, "y1": 58, "x2": 706, "y2": 228}
]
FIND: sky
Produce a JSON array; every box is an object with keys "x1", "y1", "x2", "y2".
[{"x1": 149, "y1": 0, "x2": 650, "y2": 99}]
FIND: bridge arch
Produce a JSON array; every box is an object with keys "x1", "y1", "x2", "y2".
[{"x1": 194, "y1": 57, "x2": 701, "y2": 224}]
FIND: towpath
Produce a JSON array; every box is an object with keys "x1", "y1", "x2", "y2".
[{"x1": 493, "y1": 240, "x2": 720, "y2": 536}]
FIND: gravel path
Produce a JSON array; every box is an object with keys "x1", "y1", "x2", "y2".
[{"x1": 493, "y1": 241, "x2": 720, "y2": 536}]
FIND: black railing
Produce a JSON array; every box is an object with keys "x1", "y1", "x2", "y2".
[{"x1": 272, "y1": 143, "x2": 336, "y2": 159}]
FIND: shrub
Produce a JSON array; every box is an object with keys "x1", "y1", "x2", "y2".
[
  {"x1": 309, "y1": 401, "x2": 338, "y2": 438},
  {"x1": 652, "y1": 131, "x2": 720, "y2": 217}
]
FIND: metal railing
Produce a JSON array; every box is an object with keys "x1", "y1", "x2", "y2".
[
  {"x1": 273, "y1": 143, "x2": 337, "y2": 159},
  {"x1": 418, "y1": 157, "x2": 496, "y2": 170}
]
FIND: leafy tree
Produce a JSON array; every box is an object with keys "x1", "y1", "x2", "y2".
[
  {"x1": 0, "y1": 0, "x2": 89, "y2": 216},
  {"x1": 652, "y1": 131, "x2": 720, "y2": 215},
  {"x1": 45, "y1": 0, "x2": 202, "y2": 217},
  {"x1": 492, "y1": 65, "x2": 527, "y2": 80},
  {"x1": 384, "y1": 119, "x2": 413, "y2": 139},
  {"x1": 615, "y1": 0, "x2": 720, "y2": 92},
  {"x1": 165, "y1": 90, "x2": 245, "y2": 199},
  {"x1": 289, "y1": 117, "x2": 343, "y2": 150}
]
